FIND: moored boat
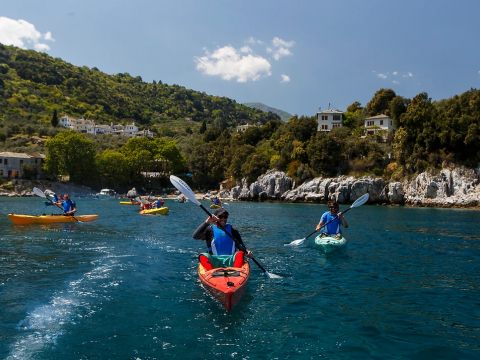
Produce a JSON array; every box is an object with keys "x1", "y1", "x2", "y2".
[
  {"x1": 314, "y1": 234, "x2": 347, "y2": 253},
  {"x1": 139, "y1": 207, "x2": 169, "y2": 215},
  {"x1": 95, "y1": 189, "x2": 116, "y2": 199},
  {"x1": 198, "y1": 260, "x2": 250, "y2": 310},
  {"x1": 8, "y1": 214, "x2": 99, "y2": 225}
]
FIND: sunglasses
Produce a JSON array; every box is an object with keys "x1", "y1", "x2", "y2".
[{"x1": 218, "y1": 215, "x2": 228, "y2": 219}]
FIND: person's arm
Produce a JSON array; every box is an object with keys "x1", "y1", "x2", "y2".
[
  {"x1": 338, "y1": 212, "x2": 348, "y2": 228},
  {"x1": 192, "y1": 220, "x2": 213, "y2": 240},
  {"x1": 316, "y1": 213, "x2": 327, "y2": 231}
]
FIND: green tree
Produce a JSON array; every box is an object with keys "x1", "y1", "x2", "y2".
[
  {"x1": 389, "y1": 96, "x2": 409, "y2": 129},
  {"x1": 44, "y1": 131, "x2": 97, "y2": 184},
  {"x1": 96, "y1": 150, "x2": 130, "y2": 189},
  {"x1": 366, "y1": 88, "x2": 397, "y2": 116},
  {"x1": 199, "y1": 120, "x2": 207, "y2": 134},
  {"x1": 346, "y1": 101, "x2": 362, "y2": 113},
  {"x1": 51, "y1": 109, "x2": 58, "y2": 127}
]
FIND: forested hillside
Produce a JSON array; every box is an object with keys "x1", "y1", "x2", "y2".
[
  {"x1": 1, "y1": 43, "x2": 479, "y2": 192},
  {"x1": 243, "y1": 102, "x2": 293, "y2": 122},
  {"x1": 0, "y1": 43, "x2": 280, "y2": 134}
]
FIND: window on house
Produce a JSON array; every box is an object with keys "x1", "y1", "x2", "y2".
[
  {"x1": 321, "y1": 125, "x2": 328, "y2": 130},
  {"x1": 391, "y1": 121, "x2": 393, "y2": 126},
  {"x1": 4, "y1": 159, "x2": 7, "y2": 165},
  {"x1": 367, "y1": 121, "x2": 374, "y2": 127},
  {"x1": 20, "y1": 160, "x2": 23, "y2": 164},
  {"x1": 333, "y1": 115, "x2": 341, "y2": 121},
  {"x1": 380, "y1": 120, "x2": 383, "y2": 125},
  {"x1": 0, "y1": 158, "x2": 2, "y2": 164}
]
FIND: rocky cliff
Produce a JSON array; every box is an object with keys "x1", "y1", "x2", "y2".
[{"x1": 220, "y1": 167, "x2": 480, "y2": 208}]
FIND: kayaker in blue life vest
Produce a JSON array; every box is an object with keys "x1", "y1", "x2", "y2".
[
  {"x1": 316, "y1": 201, "x2": 348, "y2": 238},
  {"x1": 62, "y1": 193, "x2": 77, "y2": 216},
  {"x1": 156, "y1": 199, "x2": 164, "y2": 208},
  {"x1": 192, "y1": 208, "x2": 253, "y2": 271},
  {"x1": 212, "y1": 197, "x2": 221, "y2": 206}
]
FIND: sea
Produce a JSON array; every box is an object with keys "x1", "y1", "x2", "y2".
[{"x1": 0, "y1": 198, "x2": 479, "y2": 359}]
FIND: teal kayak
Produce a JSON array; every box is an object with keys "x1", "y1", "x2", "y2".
[{"x1": 314, "y1": 234, "x2": 347, "y2": 253}]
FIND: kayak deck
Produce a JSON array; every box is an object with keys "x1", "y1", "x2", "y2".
[
  {"x1": 139, "y1": 207, "x2": 169, "y2": 215},
  {"x1": 314, "y1": 234, "x2": 347, "y2": 253},
  {"x1": 8, "y1": 214, "x2": 99, "y2": 225},
  {"x1": 210, "y1": 204, "x2": 221, "y2": 209},
  {"x1": 198, "y1": 261, "x2": 250, "y2": 311}
]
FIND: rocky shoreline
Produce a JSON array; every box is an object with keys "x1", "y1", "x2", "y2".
[{"x1": 218, "y1": 167, "x2": 480, "y2": 209}]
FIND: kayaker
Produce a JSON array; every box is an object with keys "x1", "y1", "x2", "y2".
[
  {"x1": 62, "y1": 193, "x2": 77, "y2": 216},
  {"x1": 315, "y1": 201, "x2": 348, "y2": 238},
  {"x1": 212, "y1": 197, "x2": 221, "y2": 206},
  {"x1": 192, "y1": 208, "x2": 253, "y2": 270},
  {"x1": 156, "y1": 199, "x2": 164, "y2": 208}
]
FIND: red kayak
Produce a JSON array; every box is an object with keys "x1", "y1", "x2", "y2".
[{"x1": 198, "y1": 261, "x2": 250, "y2": 311}]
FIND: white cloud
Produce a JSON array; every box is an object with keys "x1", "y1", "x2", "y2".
[
  {"x1": 44, "y1": 31, "x2": 55, "y2": 41},
  {"x1": 194, "y1": 45, "x2": 271, "y2": 82},
  {"x1": 272, "y1": 37, "x2": 295, "y2": 48},
  {"x1": 0, "y1": 17, "x2": 54, "y2": 51},
  {"x1": 393, "y1": 80, "x2": 400, "y2": 84},
  {"x1": 393, "y1": 71, "x2": 398, "y2": 75},
  {"x1": 403, "y1": 72, "x2": 413, "y2": 77},
  {"x1": 378, "y1": 73, "x2": 387, "y2": 79},
  {"x1": 240, "y1": 46, "x2": 252, "y2": 53},
  {"x1": 281, "y1": 74, "x2": 290, "y2": 83},
  {"x1": 269, "y1": 37, "x2": 295, "y2": 60},
  {"x1": 245, "y1": 37, "x2": 263, "y2": 44}
]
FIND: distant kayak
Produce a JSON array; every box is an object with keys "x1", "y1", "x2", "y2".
[
  {"x1": 139, "y1": 207, "x2": 169, "y2": 215},
  {"x1": 198, "y1": 260, "x2": 250, "y2": 311},
  {"x1": 8, "y1": 214, "x2": 98, "y2": 225},
  {"x1": 210, "y1": 204, "x2": 221, "y2": 209},
  {"x1": 314, "y1": 234, "x2": 347, "y2": 253},
  {"x1": 120, "y1": 201, "x2": 141, "y2": 205}
]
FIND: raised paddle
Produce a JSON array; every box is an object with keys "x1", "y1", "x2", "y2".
[
  {"x1": 170, "y1": 175, "x2": 280, "y2": 278},
  {"x1": 287, "y1": 193, "x2": 370, "y2": 246},
  {"x1": 33, "y1": 187, "x2": 82, "y2": 223}
]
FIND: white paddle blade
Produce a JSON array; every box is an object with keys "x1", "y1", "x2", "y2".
[
  {"x1": 286, "y1": 238, "x2": 305, "y2": 246},
  {"x1": 351, "y1": 193, "x2": 369, "y2": 208},
  {"x1": 33, "y1": 187, "x2": 46, "y2": 198},
  {"x1": 170, "y1": 175, "x2": 200, "y2": 206}
]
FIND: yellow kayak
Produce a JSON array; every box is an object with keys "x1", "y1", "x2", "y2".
[
  {"x1": 8, "y1": 214, "x2": 99, "y2": 225},
  {"x1": 139, "y1": 207, "x2": 169, "y2": 215},
  {"x1": 120, "y1": 201, "x2": 141, "y2": 205},
  {"x1": 210, "y1": 204, "x2": 221, "y2": 209}
]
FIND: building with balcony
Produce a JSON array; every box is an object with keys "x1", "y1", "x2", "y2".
[{"x1": 316, "y1": 107, "x2": 343, "y2": 131}]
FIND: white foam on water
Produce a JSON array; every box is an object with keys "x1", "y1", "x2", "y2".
[{"x1": 7, "y1": 258, "x2": 122, "y2": 360}]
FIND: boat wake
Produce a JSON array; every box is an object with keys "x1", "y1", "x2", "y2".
[{"x1": 6, "y1": 256, "x2": 123, "y2": 360}]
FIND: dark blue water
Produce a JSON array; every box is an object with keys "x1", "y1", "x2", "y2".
[{"x1": 1, "y1": 198, "x2": 479, "y2": 359}]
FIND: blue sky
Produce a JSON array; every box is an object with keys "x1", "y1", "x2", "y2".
[{"x1": 1, "y1": 0, "x2": 480, "y2": 117}]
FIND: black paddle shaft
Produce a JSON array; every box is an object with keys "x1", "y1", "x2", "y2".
[{"x1": 199, "y1": 204, "x2": 267, "y2": 273}]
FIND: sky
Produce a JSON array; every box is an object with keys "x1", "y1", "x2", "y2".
[{"x1": 1, "y1": 0, "x2": 480, "y2": 117}]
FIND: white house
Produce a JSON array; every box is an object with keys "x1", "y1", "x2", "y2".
[
  {"x1": 135, "y1": 129, "x2": 154, "y2": 138},
  {"x1": 0, "y1": 152, "x2": 45, "y2": 179},
  {"x1": 364, "y1": 114, "x2": 395, "y2": 136},
  {"x1": 236, "y1": 124, "x2": 256, "y2": 132},
  {"x1": 316, "y1": 107, "x2": 343, "y2": 131},
  {"x1": 125, "y1": 122, "x2": 139, "y2": 136}
]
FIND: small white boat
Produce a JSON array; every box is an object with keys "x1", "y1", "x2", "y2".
[{"x1": 95, "y1": 189, "x2": 117, "y2": 199}]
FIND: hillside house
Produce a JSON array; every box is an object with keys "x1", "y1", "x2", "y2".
[
  {"x1": 316, "y1": 107, "x2": 343, "y2": 131},
  {"x1": 0, "y1": 152, "x2": 45, "y2": 179},
  {"x1": 236, "y1": 124, "x2": 256, "y2": 132}
]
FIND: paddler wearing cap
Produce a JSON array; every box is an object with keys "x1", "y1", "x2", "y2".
[{"x1": 192, "y1": 207, "x2": 254, "y2": 270}]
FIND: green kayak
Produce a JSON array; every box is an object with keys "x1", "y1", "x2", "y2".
[{"x1": 314, "y1": 234, "x2": 347, "y2": 253}]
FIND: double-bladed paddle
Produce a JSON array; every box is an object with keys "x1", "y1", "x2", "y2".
[
  {"x1": 287, "y1": 193, "x2": 370, "y2": 246},
  {"x1": 33, "y1": 187, "x2": 82, "y2": 223},
  {"x1": 170, "y1": 175, "x2": 280, "y2": 278}
]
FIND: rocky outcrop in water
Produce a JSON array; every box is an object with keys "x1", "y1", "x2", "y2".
[{"x1": 223, "y1": 166, "x2": 480, "y2": 207}]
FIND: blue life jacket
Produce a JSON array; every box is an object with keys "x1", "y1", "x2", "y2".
[
  {"x1": 320, "y1": 211, "x2": 343, "y2": 235},
  {"x1": 213, "y1": 199, "x2": 219, "y2": 205},
  {"x1": 157, "y1": 200, "x2": 162, "y2": 208},
  {"x1": 52, "y1": 196, "x2": 58, "y2": 202},
  {"x1": 209, "y1": 224, "x2": 236, "y2": 255},
  {"x1": 63, "y1": 199, "x2": 75, "y2": 213}
]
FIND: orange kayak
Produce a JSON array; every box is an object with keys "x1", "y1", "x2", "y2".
[
  {"x1": 8, "y1": 214, "x2": 98, "y2": 225},
  {"x1": 119, "y1": 201, "x2": 141, "y2": 205},
  {"x1": 198, "y1": 260, "x2": 250, "y2": 310}
]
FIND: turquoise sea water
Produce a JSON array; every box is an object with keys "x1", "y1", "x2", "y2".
[{"x1": 1, "y1": 198, "x2": 479, "y2": 359}]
